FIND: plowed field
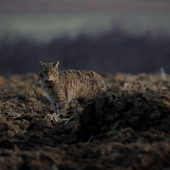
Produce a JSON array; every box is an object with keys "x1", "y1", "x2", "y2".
[{"x1": 0, "y1": 73, "x2": 170, "y2": 170}]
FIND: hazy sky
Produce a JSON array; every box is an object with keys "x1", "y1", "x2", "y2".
[
  {"x1": 0, "y1": 0, "x2": 170, "y2": 42},
  {"x1": 1, "y1": 0, "x2": 170, "y2": 15}
]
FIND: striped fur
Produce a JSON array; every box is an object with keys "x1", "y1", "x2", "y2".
[{"x1": 39, "y1": 61, "x2": 106, "y2": 115}]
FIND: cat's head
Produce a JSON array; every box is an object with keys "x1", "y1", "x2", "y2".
[{"x1": 39, "y1": 61, "x2": 59, "y2": 82}]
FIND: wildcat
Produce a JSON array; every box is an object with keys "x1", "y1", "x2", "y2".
[{"x1": 39, "y1": 61, "x2": 106, "y2": 116}]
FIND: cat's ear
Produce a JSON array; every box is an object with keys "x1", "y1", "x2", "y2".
[
  {"x1": 39, "y1": 61, "x2": 45, "y2": 68},
  {"x1": 54, "y1": 61, "x2": 59, "y2": 69}
]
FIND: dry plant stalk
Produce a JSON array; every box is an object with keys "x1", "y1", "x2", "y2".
[
  {"x1": 160, "y1": 67, "x2": 167, "y2": 81},
  {"x1": 30, "y1": 105, "x2": 34, "y2": 115},
  {"x1": 0, "y1": 97, "x2": 18, "y2": 114},
  {"x1": 7, "y1": 109, "x2": 21, "y2": 118},
  {"x1": 0, "y1": 97, "x2": 18, "y2": 108},
  {"x1": 44, "y1": 112, "x2": 68, "y2": 123}
]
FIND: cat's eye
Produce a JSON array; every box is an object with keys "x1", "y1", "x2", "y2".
[{"x1": 51, "y1": 71, "x2": 53, "y2": 73}]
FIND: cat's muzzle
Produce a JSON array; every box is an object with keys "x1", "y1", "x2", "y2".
[{"x1": 44, "y1": 77, "x2": 53, "y2": 82}]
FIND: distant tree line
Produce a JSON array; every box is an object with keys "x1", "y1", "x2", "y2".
[{"x1": 0, "y1": 29, "x2": 170, "y2": 75}]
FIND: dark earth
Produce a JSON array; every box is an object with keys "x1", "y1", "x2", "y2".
[{"x1": 0, "y1": 73, "x2": 170, "y2": 170}]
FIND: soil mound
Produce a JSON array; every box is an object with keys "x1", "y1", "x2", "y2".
[{"x1": 76, "y1": 74, "x2": 170, "y2": 140}]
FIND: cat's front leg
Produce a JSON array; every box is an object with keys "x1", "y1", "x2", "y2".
[
  {"x1": 55, "y1": 85, "x2": 68, "y2": 116},
  {"x1": 52, "y1": 102, "x2": 68, "y2": 123},
  {"x1": 53, "y1": 99, "x2": 67, "y2": 116},
  {"x1": 57, "y1": 99, "x2": 68, "y2": 116},
  {"x1": 53, "y1": 102, "x2": 59, "y2": 114}
]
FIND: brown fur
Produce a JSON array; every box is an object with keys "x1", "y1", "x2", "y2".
[{"x1": 39, "y1": 61, "x2": 106, "y2": 115}]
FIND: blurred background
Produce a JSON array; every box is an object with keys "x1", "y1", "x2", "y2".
[{"x1": 0, "y1": 0, "x2": 170, "y2": 75}]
